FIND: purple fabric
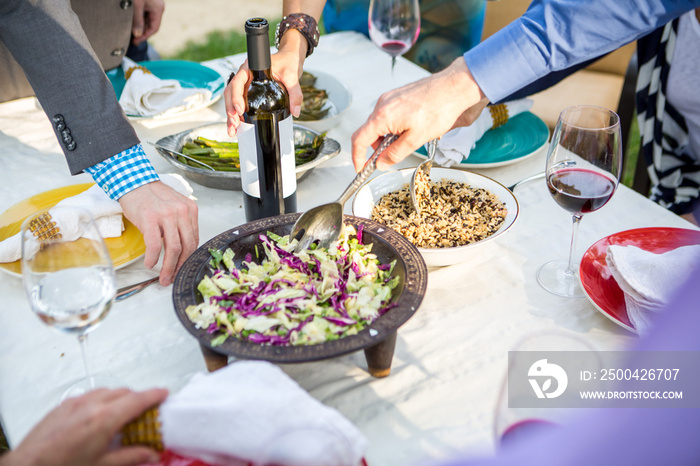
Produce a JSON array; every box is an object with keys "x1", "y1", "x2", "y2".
[{"x1": 439, "y1": 265, "x2": 700, "y2": 466}]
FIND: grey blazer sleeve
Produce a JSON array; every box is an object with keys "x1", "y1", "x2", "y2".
[
  {"x1": 0, "y1": 0, "x2": 140, "y2": 175},
  {"x1": 0, "y1": 0, "x2": 133, "y2": 102}
]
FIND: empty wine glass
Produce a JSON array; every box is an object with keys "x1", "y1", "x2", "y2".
[
  {"x1": 21, "y1": 206, "x2": 118, "y2": 400},
  {"x1": 538, "y1": 105, "x2": 622, "y2": 297},
  {"x1": 368, "y1": 0, "x2": 421, "y2": 76}
]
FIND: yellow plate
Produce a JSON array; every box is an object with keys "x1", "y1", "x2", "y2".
[{"x1": 0, "y1": 183, "x2": 146, "y2": 276}]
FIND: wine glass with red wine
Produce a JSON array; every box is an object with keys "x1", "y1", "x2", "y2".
[
  {"x1": 538, "y1": 105, "x2": 622, "y2": 297},
  {"x1": 368, "y1": 0, "x2": 420, "y2": 76}
]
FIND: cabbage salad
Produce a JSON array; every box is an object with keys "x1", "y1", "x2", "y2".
[{"x1": 185, "y1": 225, "x2": 399, "y2": 347}]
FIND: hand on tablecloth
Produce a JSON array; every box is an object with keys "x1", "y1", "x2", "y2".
[
  {"x1": 119, "y1": 179, "x2": 198, "y2": 287},
  {"x1": 119, "y1": 58, "x2": 212, "y2": 117},
  {"x1": 606, "y1": 244, "x2": 700, "y2": 335},
  {"x1": 434, "y1": 99, "x2": 533, "y2": 167},
  {"x1": 0, "y1": 388, "x2": 168, "y2": 466}
]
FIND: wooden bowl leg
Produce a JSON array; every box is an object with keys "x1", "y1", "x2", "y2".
[
  {"x1": 363, "y1": 331, "x2": 397, "y2": 378},
  {"x1": 199, "y1": 343, "x2": 229, "y2": 372}
]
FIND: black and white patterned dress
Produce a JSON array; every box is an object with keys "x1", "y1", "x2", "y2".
[{"x1": 636, "y1": 16, "x2": 700, "y2": 216}]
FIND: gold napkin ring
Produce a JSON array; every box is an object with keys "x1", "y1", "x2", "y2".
[
  {"x1": 124, "y1": 65, "x2": 152, "y2": 81},
  {"x1": 121, "y1": 406, "x2": 164, "y2": 452},
  {"x1": 489, "y1": 104, "x2": 509, "y2": 128},
  {"x1": 28, "y1": 212, "x2": 61, "y2": 241}
]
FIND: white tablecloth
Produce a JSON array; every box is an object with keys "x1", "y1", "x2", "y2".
[{"x1": 0, "y1": 32, "x2": 696, "y2": 465}]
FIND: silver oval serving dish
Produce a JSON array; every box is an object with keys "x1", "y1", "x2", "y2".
[{"x1": 154, "y1": 122, "x2": 341, "y2": 191}]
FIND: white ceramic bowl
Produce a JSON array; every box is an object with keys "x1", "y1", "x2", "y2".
[
  {"x1": 352, "y1": 168, "x2": 520, "y2": 267},
  {"x1": 294, "y1": 70, "x2": 352, "y2": 133}
]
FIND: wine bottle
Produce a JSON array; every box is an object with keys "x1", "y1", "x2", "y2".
[{"x1": 238, "y1": 17, "x2": 297, "y2": 221}]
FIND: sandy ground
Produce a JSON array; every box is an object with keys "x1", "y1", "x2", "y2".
[{"x1": 149, "y1": 0, "x2": 283, "y2": 56}]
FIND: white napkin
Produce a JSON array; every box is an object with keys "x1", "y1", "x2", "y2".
[
  {"x1": 118, "y1": 57, "x2": 212, "y2": 117},
  {"x1": 160, "y1": 361, "x2": 367, "y2": 466},
  {"x1": 434, "y1": 99, "x2": 533, "y2": 167},
  {"x1": 0, "y1": 174, "x2": 193, "y2": 263},
  {"x1": 605, "y1": 244, "x2": 700, "y2": 335}
]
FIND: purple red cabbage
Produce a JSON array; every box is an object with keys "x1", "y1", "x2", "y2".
[
  {"x1": 378, "y1": 301, "x2": 399, "y2": 316},
  {"x1": 292, "y1": 315, "x2": 314, "y2": 333},
  {"x1": 329, "y1": 294, "x2": 348, "y2": 317},
  {"x1": 324, "y1": 316, "x2": 357, "y2": 326},
  {"x1": 247, "y1": 332, "x2": 290, "y2": 346},
  {"x1": 200, "y1": 230, "x2": 398, "y2": 348}
]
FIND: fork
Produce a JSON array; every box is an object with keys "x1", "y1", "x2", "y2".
[
  {"x1": 409, "y1": 138, "x2": 439, "y2": 218},
  {"x1": 115, "y1": 276, "x2": 160, "y2": 301}
]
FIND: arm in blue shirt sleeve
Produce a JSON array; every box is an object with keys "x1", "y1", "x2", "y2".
[
  {"x1": 465, "y1": 0, "x2": 700, "y2": 103},
  {"x1": 83, "y1": 144, "x2": 160, "y2": 201}
]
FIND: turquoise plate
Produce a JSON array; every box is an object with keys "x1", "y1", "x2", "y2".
[
  {"x1": 106, "y1": 60, "x2": 225, "y2": 119},
  {"x1": 415, "y1": 111, "x2": 549, "y2": 168}
]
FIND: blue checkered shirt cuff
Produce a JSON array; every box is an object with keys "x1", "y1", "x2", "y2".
[{"x1": 83, "y1": 144, "x2": 160, "y2": 201}]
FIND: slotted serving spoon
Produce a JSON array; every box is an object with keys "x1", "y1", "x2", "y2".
[
  {"x1": 291, "y1": 134, "x2": 399, "y2": 252},
  {"x1": 409, "y1": 138, "x2": 439, "y2": 218}
]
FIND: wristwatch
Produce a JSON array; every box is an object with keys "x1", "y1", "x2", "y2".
[{"x1": 275, "y1": 13, "x2": 320, "y2": 58}]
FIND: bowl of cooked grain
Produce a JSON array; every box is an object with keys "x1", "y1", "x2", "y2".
[{"x1": 351, "y1": 167, "x2": 519, "y2": 267}]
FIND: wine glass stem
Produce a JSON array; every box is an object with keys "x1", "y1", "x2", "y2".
[
  {"x1": 77, "y1": 333, "x2": 94, "y2": 389},
  {"x1": 391, "y1": 56, "x2": 397, "y2": 76},
  {"x1": 566, "y1": 214, "x2": 583, "y2": 276}
]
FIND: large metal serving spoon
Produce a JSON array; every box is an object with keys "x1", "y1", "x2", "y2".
[
  {"x1": 291, "y1": 134, "x2": 399, "y2": 252},
  {"x1": 409, "y1": 138, "x2": 439, "y2": 218}
]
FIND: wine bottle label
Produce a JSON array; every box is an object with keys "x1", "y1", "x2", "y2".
[
  {"x1": 278, "y1": 115, "x2": 296, "y2": 197},
  {"x1": 238, "y1": 115, "x2": 296, "y2": 198}
]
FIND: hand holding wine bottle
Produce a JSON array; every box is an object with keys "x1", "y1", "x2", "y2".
[{"x1": 237, "y1": 18, "x2": 297, "y2": 222}]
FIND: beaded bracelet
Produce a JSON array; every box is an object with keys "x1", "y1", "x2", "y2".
[{"x1": 275, "y1": 13, "x2": 320, "y2": 58}]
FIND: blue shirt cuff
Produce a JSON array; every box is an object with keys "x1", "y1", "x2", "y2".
[{"x1": 83, "y1": 144, "x2": 160, "y2": 201}]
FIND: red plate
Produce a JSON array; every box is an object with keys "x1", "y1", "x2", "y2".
[{"x1": 579, "y1": 227, "x2": 700, "y2": 334}]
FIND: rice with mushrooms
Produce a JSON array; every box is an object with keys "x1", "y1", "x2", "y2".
[{"x1": 370, "y1": 174, "x2": 507, "y2": 248}]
